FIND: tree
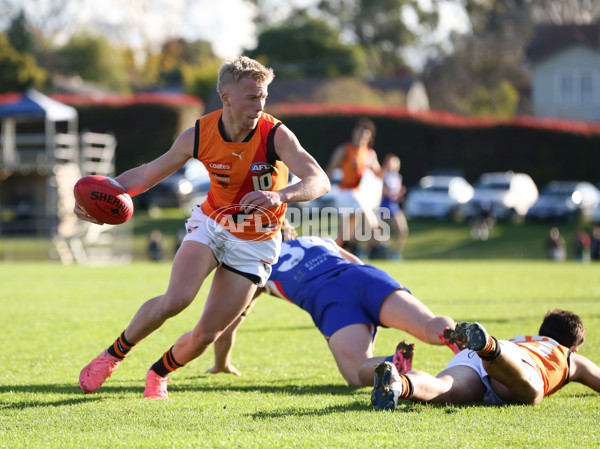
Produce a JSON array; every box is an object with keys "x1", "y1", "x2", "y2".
[
  {"x1": 155, "y1": 38, "x2": 220, "y2": 88},
  {"x1": 423, "y1": 29, "x2": 529, "y2": 116},
  {"x1": 151, "y1": 38, "x2": 221, "y2": 99},
  {"x1": 0, "y1": 0, "x2": 73, "y2": 43},
  {"x1": 461, "y1": 0, "x2": 600, "y2": 30},
  {"x1": 459, "y1": 80, "x2": 520, "y2": 117},
  {"x1": 422, "y1": 0, "x2": 599, "y2": 116},
  {"x1": 6, "y1": 9, "x2": 33, "y2": 53},
  {"x1": 0, "y1": 34, "x2": 46, "y2": 92},
  {"x1": 422, "y1": 0, "x2": 531, "y2": 116},
  {"x1": 182, "y1": 60, "x2": 221, "y2": 101},
  {"x1": 317, "y1": 0, "x2": 440, "y2": 77},
  {"x1": 529, "y1": 0, "x2": 600, "y2": 24},
  {"x1": 312, "y1": 78, "x2": 405, "y2": 105},
  {"x1": 56, "y1": 33, "x2": 129, "y2": 92},
  {"x1": 246, "y1": 13, "x2": 367, "y2": 78}
]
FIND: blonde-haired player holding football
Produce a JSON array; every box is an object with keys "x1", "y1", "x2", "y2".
[
  {"x1": 75, "y1": 56, "x2": 330, "y2": 399},
  {"x1": 371, "y1": 310, "x2": 600, "y2": 410}
]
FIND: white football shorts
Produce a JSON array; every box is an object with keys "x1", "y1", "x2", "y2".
[
  {"x1": 445, "y1": 340, "x2": 544, "y2": 405},
  {"x1": 182, "y1": 205, "x2": 281, "y2": 287},
  {"x1": 337, "y1": 188, "x2": 367, "y2": 211}
]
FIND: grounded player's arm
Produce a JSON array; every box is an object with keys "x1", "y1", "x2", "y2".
[
  {"x1": 207, "y1": 290, "x2": 263, "y2": 375},
  {"x1": 339, "y1": 246, "x2": 364, "y2": 264},
  {"x1": 114, "y1": 127, "x2": 195, "y2": 197},
  {"x1": 239, "y1": 125, "x2": 330, "y2": 209},
  {"x1": 569, "y1": 353, "x2": 600, "y2": 392}
]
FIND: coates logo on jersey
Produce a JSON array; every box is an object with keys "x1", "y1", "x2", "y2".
[
  {"x1": 205, "y1": 204, "x2": 279, "y2": 242},
  {"x1": 208, "y1": 162, "x2": 231, "y2": 170},
  {"x1": 250, "y1": 162, "x2": 272, "y2": 174}
]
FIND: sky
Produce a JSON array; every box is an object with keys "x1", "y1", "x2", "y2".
[{"x1": 7, "y1": 0, "x2": 469, "y2": 67}]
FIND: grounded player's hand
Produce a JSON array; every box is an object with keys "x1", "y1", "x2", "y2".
[{"x1": 74, "y1": 203, "x2": 104, "y2": 225}]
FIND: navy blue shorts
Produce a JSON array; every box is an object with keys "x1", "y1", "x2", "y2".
[{"x1": 304, "y1": 264, "x2": 409, "y2": 339}]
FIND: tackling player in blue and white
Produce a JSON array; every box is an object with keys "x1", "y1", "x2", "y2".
[{"x1": 207, "y1": 221, "x2": 464, "y2": 386}]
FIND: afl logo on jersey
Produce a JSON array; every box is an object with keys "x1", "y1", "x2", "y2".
[{"x1": 250, "y1": 162, "x2": 272, "y2": 174}]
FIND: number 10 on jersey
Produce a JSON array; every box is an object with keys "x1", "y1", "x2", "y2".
[{"x1": 252, "y1": 172, "x2": 273, "y2": 191}]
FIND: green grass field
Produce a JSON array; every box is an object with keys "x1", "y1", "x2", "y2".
[{"x1": 1, "y1": 260, "x2": 599, "y2": 448}]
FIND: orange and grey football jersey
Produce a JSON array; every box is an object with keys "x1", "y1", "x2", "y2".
[
  {"x1": 509, "y1": 335, "x2": 570, "y2": 396},
  {"x1": 194, "y1": 110, "x2": 289, "y2": 241},
  {"x1": 338, "y1": 142, "x2": 372, "y2": 189}
]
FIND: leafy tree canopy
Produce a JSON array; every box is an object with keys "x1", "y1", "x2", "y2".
[
  {"x1": 56, "y1": 33, "x2": 129, "y2": 92},
  {"x1": 246, "y1": 14, "x2": 367, "y2": 78},
  {"x1": 0, "y1": 34, "x2": 46, "y2": 93}
]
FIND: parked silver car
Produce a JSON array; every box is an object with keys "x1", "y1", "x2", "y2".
[
  {"x1": 404, "y1": 175, "x2": 474, "y2": 220},
  {"x1": 527, "y1": 181, "x2": 600, "y2": 221},
  {"x1": 462, "y1": 171, "x2": 539, "y2": 221}
]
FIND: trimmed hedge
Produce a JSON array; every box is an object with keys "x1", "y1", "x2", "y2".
[
  {"x1": 68, "y1": 99, "x2": 600, "y2": 188},
  {"x1": 61, "y1": 94, "x2": 203, "y2": 175},
  {"x1": 271, "y1": 104, "x2": 600, "y2": 187}
]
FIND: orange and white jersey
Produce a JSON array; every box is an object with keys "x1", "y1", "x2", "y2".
[
  {"x1": 338, "y1": 142, "x2": 372, "y2": 190},
  {"x1": 195, "y1": 110, "x2": 289, "y2": 241},
  {"x1": 509, "y1": 335, "x2": 570, "y2": 396}
]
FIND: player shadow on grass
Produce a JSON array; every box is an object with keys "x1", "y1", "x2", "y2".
[
  {"x1": 0, "y1": 382, "x2": 152, "y2": 409},
  {"x1": 247, "y1": 401, "x2": 369, "y2": 418},
  {"x1": 171, "y1": 381, "x2": 363, "y2": 397},
  {"x1": 0, "y1": 381, "x2": 363, "y2": 410},
  {"x1": 0, "y1": 383, "x2": 124, "y2": 410},
  {"x1": 2, "y1": 383, "x2": 596, "y2": 411},
  {"x1": 245, "y1": 400, "x2": 510, "y2": 419}
]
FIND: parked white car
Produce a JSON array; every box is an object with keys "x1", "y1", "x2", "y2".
[
  {"x1": 527, "y1": 181, "x2": 600, "y2": 221},
  {"x1": 462, "y1": 171, "x2": 539, "y2": 221},
  {"x1": 295, "y1": 169, "x2": 383, "y2": 216},
  {"x1": 404, "y1": 175, "x2": 474, "y2": 220}
]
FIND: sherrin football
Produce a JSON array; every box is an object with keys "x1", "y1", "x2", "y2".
[{"x1": 74, "y1": 175, "x2": 134, "y2": 225}]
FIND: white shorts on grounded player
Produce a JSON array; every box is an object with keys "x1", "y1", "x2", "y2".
[
  {"x1": 182, "y1": 206, "x2": 281, "y2": 287},
  {"x1": 444, "y1": 340, "x2": 544, "y2": 405}
]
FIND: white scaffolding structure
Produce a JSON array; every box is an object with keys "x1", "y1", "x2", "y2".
[{"x1": 0, "y1": 90, "x2": 131, "y2": 264}]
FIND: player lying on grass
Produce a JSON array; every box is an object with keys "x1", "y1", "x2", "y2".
[
  {"x1": 371, "y1": 310, "x2": 600, "y2": 410},
  {"x1": 206, "y1": 221, "x2": 464, "y2": 386}
]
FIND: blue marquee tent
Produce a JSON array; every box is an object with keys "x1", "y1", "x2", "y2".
[
  {"x1": 0, "y1": 89, "x2": 77, "y2": 122},
  {"x1": 0, "y1": 89, "x2": 78, "y2": 169}
]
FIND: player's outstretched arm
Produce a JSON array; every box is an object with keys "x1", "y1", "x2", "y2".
[
  {"x1": 569, "y1": 353, "x2": 600, "y2": 393},
  {"x1": 114, "y1": 127, "x2": 195, "y2": 197},
  {"x1": 75, "y1": 128, "x2": 195, "y2": 224}
]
